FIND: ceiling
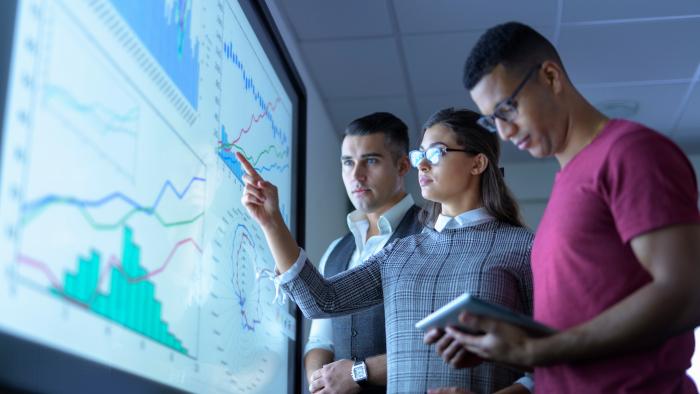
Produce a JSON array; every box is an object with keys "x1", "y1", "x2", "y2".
[{"x1": 273, "y1": 0, "x2": 700, "y2": 163}]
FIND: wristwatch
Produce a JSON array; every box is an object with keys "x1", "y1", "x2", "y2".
[{"x1": 350, "y1": 359, "x2": 368, "y2": 386}]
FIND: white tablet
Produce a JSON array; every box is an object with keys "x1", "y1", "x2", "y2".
[{"x1": 415, "y1": 293, "x2": 556, "y2": 337}]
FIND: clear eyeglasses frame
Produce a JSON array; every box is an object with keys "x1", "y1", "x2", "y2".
[
  {"x1": 477, "y1": 63, "x2": 542, "y2": 133},
  {"x1": 408, "y1": 146, "x2": 472, "y2": 168}
]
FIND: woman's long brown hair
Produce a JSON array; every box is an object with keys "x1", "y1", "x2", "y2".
[{"x1": 419, "y1": 107, "x2": 525, "y2": 228}]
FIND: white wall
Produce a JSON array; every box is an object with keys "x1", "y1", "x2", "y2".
[
  {"x1": 503, "y1": 159, "x2": 559, "y2": 230},
  {"x1": 264, "y1": 1, "x2": 347, "y2": 265}
]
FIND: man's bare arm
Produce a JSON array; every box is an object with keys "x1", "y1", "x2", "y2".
[
  {"x1": 304, "y1": 348, "x2": 333, "y2": 383},
  {"x1": 445, "y1": 224, "x2": 700, "y2": 367},
  {"x1": 365, "y1": 353, "x2": 387, "y2": 385}
]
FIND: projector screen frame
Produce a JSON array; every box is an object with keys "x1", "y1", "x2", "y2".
[{"x1": 0, "y1": 0, "x2": 306, "y2": 392}]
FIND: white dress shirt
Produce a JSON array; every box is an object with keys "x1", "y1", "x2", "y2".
[
  {"x1": 433, "y1": 207, "x2": 494, "y2": 232},
  {"x1": 302, "y1": 194, "x2": 415, "y2": 355}
]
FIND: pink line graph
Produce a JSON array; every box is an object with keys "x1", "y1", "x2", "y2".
[
  {"x1": 16, "y1": 237, "x2": 203, "y2": 294},
  {"x1": 218, "y1": 97, "x2": 282, "y2": 149}
]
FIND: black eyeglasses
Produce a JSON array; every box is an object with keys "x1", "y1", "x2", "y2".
[
  {"x1": 477, "y1": 63, "x2": 542, "y2": 133},
  {"x1": 408, "y1": 146, "x2": 471, "y2": 168}
]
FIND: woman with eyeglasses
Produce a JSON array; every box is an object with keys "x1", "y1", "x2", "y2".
[{"x1": 237, "y1": 108, "x2": 534, "y2": 394}]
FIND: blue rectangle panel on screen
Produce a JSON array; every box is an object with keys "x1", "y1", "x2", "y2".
[{"x1": 111, "y1": 0, "x2": 199, "y2": 109}]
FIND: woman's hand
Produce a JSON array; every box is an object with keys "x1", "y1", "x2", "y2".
[
  {"x1": 236, "y1": 152, "x2": 283, "y2": 229},
  {"x1": 424, "y1": 327, "x2": 484, "y2": 369}
]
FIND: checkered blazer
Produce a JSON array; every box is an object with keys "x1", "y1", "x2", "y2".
[{"x1": 282, "y1": 220, "x2": 534, "y2": 394}]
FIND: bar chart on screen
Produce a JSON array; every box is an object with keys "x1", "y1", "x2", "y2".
[{"x1": 0, "y1": 0, "x2": 297, "y2": 392}]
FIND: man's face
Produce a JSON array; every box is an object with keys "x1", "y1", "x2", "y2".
[
  {"x1": 470, "y1": 64, "x2": 561, "y2": 159},
  {"x1": 341, "y1": 133, "x2": 407, "y2": 214}
]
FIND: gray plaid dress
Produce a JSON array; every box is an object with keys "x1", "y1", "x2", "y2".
[{"x1": 282, "y1": 219, "x2": 534, "y2": 394}]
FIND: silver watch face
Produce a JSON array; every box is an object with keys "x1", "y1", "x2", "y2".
[{"x1": 352, "y1": 362, "x2": 367, "y2": 381}]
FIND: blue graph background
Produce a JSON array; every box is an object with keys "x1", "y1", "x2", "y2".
[{"x1": 111, "y1": 0, "x2": 199, "y2": 108}]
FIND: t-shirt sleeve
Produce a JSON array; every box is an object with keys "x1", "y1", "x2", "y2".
[{"x1": 602, "y1": 129, "x2": 700, "y2": 243}]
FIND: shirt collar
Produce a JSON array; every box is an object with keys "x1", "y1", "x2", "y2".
[
  {"x1": 346, "y1": 194, "x2": 415, "y2": 240},
  {"x1": 434, "y1": 207, "x2": 494, "y2": 232}
]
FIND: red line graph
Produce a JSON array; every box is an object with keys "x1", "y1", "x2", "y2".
[
  {"x1": 218, "y1": 97, "x2": 282, "y2": 149},
  {"x1": 123, "y1": 237, "x2": 202, "y2": 283},
  {"x1": 16, "y1": 254, "x2": 63, "y2": 289}
]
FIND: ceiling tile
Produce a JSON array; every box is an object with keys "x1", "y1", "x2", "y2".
[
  {"x1": 558, "y1": 19, "x2": 700, "y2": 84},
  {"x1": 563, "y1": 1, "x2": 700, "y2": 23},
  {"x1": 402, "y1": 24, "x2": 558, "y2": 96},
  {"x1": 301, "y1": 38, "x2": 406, "y2": 99},
  {"x1": 279, "y1": 0, "x2": 392, "y2": 40},
  {"x1": 403, "y1": 32, "x2": 482, "y2": 95},
  {"x1": 325, "y1": 96, "x2": 418, "y2": 142},
  {"x1": 578, "y1": 83, "x2": 688, "y2": 135},
  {"x1": 393, "y1": 0, "x2": 559, "y2": 34},
  {"x1": 415, "y1": 93, "x2": 477, "y2": 125}
]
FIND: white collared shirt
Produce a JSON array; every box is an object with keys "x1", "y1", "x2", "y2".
[
  {"x1": 433, "y1": 207, "x2": 494, "y2": 232},
  {"x1": 302, "y1": 194, "x2": 415, "y2": 355}
]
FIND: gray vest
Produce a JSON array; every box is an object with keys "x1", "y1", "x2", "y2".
[{"x1": 324, "y1": 205, "x2": 422, "y2": 364}]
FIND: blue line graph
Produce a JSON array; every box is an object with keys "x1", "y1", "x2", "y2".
[
  {"x1": 41, "y1": 80, "x2": 140, "y2": 180},
  {"x1": 223, "y1": 41, "x2": 288, "y2": 147},
  {"x1": 231, "y1": 223, "x2": 262, "y2": 332},
  {"x1": 43, "y1": 84, "x2": 139, "y2": 137},
  {"x1": 257, "y1": 163, "x2": 290, "y2": 173},
  {"x1": 21, "y1": 176, "x2": 206, "y2": 216},
  {"x1": 111, "y1": 0, "x2": 199, "y2": 108}
]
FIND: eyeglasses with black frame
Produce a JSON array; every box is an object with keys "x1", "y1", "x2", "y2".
[
  {"x1": 408, "y1": 145, "x2": 472, "y2": 168},
  {"x1": 477, "y1": 63, "x2": 542, "y2": 133}
]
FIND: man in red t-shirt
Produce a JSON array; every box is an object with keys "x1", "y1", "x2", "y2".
[{"x1": 425, "y1": 22, "x2": 700, "y2": 393}]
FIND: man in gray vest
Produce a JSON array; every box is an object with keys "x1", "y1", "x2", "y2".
[{"x1": 305, "y1": 112, "x2": 422, "y2": 393}]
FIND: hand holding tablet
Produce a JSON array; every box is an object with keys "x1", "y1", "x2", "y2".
[{"x1": 416, "y1": 293, "x2": 556, "y2": 337}]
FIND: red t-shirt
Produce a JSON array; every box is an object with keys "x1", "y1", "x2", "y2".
[{"x1": 532, "y1": 119, "x2": 700, "y2": 393}]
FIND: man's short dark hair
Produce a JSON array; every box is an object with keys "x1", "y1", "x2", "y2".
[
  {"x1": 344, "y1": 112, "x2": 409, "y2": 161},
  {"x1": 463, "y1": 22, "x2": 564, "y2": 90}
]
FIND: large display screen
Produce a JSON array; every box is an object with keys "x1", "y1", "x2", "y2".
[{"x1": 0, "y1": 0, "x2": 302, "y2": 392}]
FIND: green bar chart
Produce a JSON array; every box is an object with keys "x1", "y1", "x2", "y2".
[{"x1": 59, "y1": 226, "x2": 187, "y2": 354}]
